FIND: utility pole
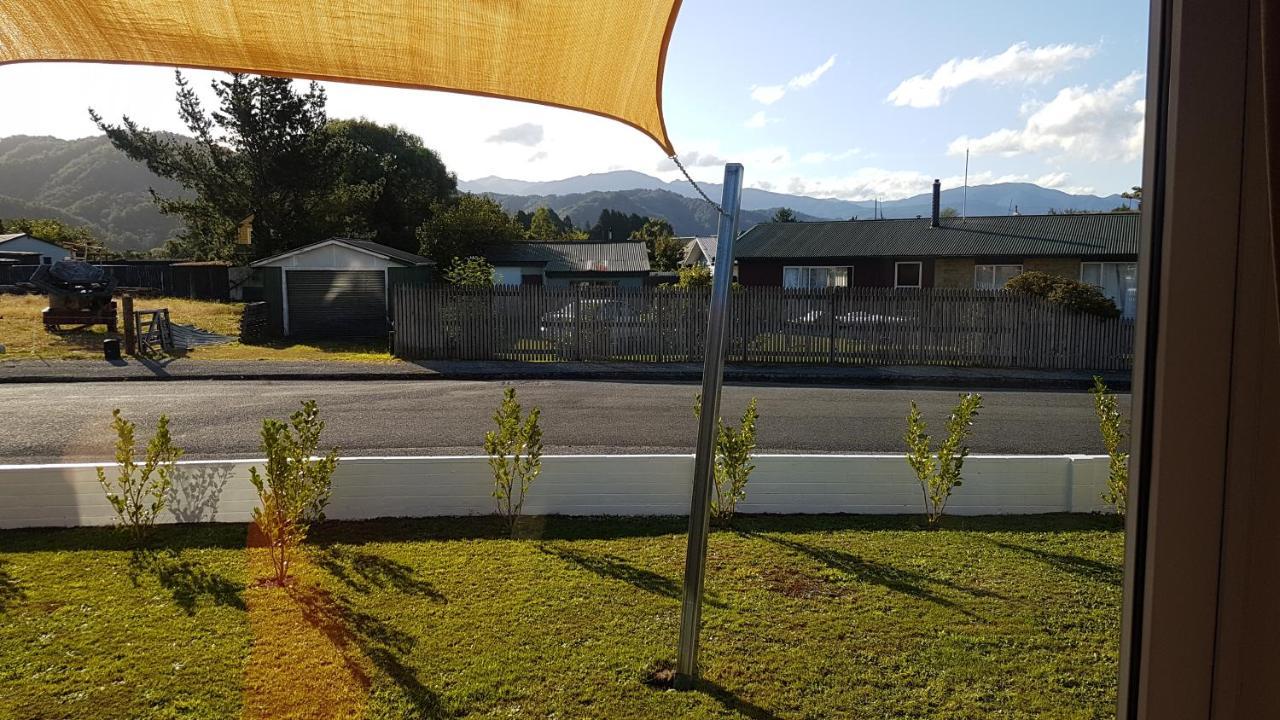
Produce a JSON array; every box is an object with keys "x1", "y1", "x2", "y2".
[{"x1": 674, "y1": 163, "x2": 743, "y2": 690}]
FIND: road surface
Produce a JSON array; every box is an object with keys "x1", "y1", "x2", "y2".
[{"x1": 0, "y1": 379, "x2": 1128, "y2": 462}]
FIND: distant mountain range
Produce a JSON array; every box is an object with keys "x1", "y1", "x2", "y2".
[
  {"x1": 0, "y1": 134, "x2": 1134, "y2": 250},
  {"x1": 462, "y1": 171, "x2": 1133, "y2": 234}
]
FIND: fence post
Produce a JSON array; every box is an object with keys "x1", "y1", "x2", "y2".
[
  {"x1": 828, "y1": 289, "x2": 837, "y2": 365},
  {"x1": 121, "y1": 294, "x2": 136, "y2": 356},
  {"x1": 573, "y1": 286, "x2": 582, "y2": 361}
]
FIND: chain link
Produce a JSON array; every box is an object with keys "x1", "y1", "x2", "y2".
[{"x1": 668, "y1": 154, "x2": 724, "y2": 216}]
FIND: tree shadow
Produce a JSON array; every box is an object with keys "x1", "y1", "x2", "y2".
[
  {"x1": 538, "y1": 544, "x2": 725, "y2": 608},
  {"x1": 750, "y1": 533, "x2": 1003, "y2": 618},
  {"x1": 129, "y1": 547, "x2": 245, "y2": 615},
  {"x1": 989, "y1": 540, "x2": 1124, "y2": 587},
  {"x1": 0, "y1": 558, "x2": 25, "y2": 612},
  {"x1": 167, "y1": 464, "x2": 233, "y2": 523},
  {"x1": 696, "y1": 678, "x2": 785, "y2": 720},
  {"x1": 314, "y1": 545, "x2": 445, "y2": 602},
  {"x1": 288, "y1": 584, "x2": 447, "y2": 718}
]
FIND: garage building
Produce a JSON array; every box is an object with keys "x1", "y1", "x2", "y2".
[{"x1": 252, "y1": 238, "x2": 434, "y2": 339}]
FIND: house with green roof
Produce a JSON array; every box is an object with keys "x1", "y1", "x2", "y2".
[
  {"x1": 482, "y1": 241, "x2": 651, "y2": 288},
  {"x1": 735, "y1": 182, "x2": 1141, "y2": 317}
]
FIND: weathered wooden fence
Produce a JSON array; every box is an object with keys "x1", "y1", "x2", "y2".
[{"x1": 391, "y1": 285, "x2": 1136, "y2": 370}]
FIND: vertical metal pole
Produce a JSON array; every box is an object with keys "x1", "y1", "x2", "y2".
[{"x1": 675, "y1": 163, "x2": 743, "y2": 690}]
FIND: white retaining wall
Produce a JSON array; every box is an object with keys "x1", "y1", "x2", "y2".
[{"x1": 0, "y1": 454, "x2": 1114, "y2": 529}]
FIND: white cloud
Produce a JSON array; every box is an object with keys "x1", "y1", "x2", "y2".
[
  {"x1": 486, "y1": 122, "x2": 544, "y2": 146},
  {"x1": 750, "y1": 54, "x2": 837, "y2": 105},
  {"x1": 655, "y1": 150, "x2": 726, "y2": 172},
  {"x1": 750, "y1": 85, "x2": 786, "y2": 104},
  {"x1": 887, "y1": 42, "x2": 1096, "y2": 108},
  {"x1": 744, "y1": 111, "x2": 776, "y2": 128},
  {"x1": 782, "y1": 168, "x2": 1041, "y2": 202},
  {"x1": 789, "y1": 55, "x2": 837, "y2": 89},
  {"x1": 949, "y1": 73, "x2": 1146, "y2": 162}
]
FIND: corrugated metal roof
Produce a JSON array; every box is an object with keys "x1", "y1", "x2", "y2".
[
  {"x1": 484, "y1": 242, "x2": 651, "y2": 273},
  {"x1": 735, "y1": 213, "x2": 1140, "y2": 259},
  {"x1": 338, "y1": 238, "x2": 435, "y2": 266}
]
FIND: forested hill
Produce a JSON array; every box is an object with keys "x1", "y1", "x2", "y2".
[{"x1": 0, "y1": 135, "x2": 184, "y2": 252}]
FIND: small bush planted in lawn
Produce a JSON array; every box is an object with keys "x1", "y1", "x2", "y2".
[
  {"x1": 96, "y1": 409, "x2": 184, "y2": 543},
  {"x1": 694, "y1": 394, "x2": 760, "y2": 525},
  {"x1": 486, "y1": 387, "x2": 543, "y2": 537},
  {"x1": 248, "y1": 400, "x2": 339, "y2": 585},
  {"x1": 1092, "y1": 376, "x2": 1129, "y2": 516},
  {"x1": 904, "y1": 393, "x2": 983, "y2": 528}
]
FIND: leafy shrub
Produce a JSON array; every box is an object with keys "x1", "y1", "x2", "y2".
[
  {"x1": 675, "y1": 264, "x2": 712, "y2": 288},
  {"x1": 248, "y1": 400, "x2": 339, "y2": 586},
  {"x1": 485, "y1": 387, "x2": 543, "y2": 537},
  {"x1": 96, "y1": 409, "x2": 184, "y2": 543},
  {"x1": 444, "y1": 256, "x2": 496, "y2": 287},
  {"x1": 1092, "y1": 376, "x2": 1129, "y2": 516},
  {"x1": 1005, "y1": 271, "x2": 1120, "y2": 318},
  {"x1": 694, "y1": 395, "x2": 760, "y2": 525},
  {"x1": 904, "y1": 394, "x2": 983, "y2": 528}
]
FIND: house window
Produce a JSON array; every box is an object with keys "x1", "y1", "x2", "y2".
[
  {"x1": 974, "y1": 264, "x2": 1023, "y2": 289},
  {"x1": 894, "y1": 261, "x2": 922, "y2": 288},
  {"x1": 1081, "y1": 262, "x2": 1138, "y2": 318},
  {"x1": 782, "y1": 265, "x2": 851, "y2": 290}
]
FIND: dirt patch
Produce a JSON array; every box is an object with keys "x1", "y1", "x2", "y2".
[
  {"x1": 642, "y1": 659, "x2": 676, "y2": 689},
  {"x1": 761, "y1": 566, "x2": 839, "y2": 599}
]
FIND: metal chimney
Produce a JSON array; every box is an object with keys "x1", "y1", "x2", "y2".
[{"x1": 930, "y1": 179, "x2": 941, "y2": 227}]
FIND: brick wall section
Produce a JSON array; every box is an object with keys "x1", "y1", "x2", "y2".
[
  {"x1": 934, "y1": 258, "x2": 976, "y2": 288},
  {"x1": 1024, "y1": 257, "x2": 1082, "y2": 280}
]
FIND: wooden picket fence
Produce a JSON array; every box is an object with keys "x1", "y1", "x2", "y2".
[{"x1": 391, "y1": 284, "x2": 1136, "y2": 370}]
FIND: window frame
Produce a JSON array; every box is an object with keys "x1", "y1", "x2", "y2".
[
  {"x1": 974, "y1": 263, "x2": 1024, "y2": 290},
  {"x1": 893, "y1": 261, "x2": 923, "y2": 289},
  {"x1": 782, "y1": 265, "x2": 852, "y2": 290}
]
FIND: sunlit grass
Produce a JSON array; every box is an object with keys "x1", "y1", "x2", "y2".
[
  {"x1": 0, "y1": 515, "x2": 1123, "y2": 719},
  {"x1": 0, "y1": 294, "x2": 391, "y2": 362}
]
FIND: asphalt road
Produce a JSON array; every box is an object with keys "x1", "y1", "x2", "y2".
[{"x1": 0, "y1": 379, "x2": 1130, "y2": 462}]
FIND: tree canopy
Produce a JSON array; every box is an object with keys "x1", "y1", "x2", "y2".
[
  {"x1": 588, "y1": 209, "x2": 648, "y2": 242},
  {"x1": 92, "y1": 72, "x2": 376, "y2": 260},
  {"x1": 771, "y1": 207, "x2": 797, "y2": 223},
  {"x1": 416, "y1": 194, "x2": 523, "y2": 270},
  {"x1": 629, "y1": 218, "x2": 682, "y2": 271},
  {"x1": 325, "y1": 119, "x2": 456, "y2": 253}
]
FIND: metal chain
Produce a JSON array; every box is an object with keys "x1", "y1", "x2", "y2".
[{"x1": 668, "y1": 154, "x2": 724, "y2": 216}]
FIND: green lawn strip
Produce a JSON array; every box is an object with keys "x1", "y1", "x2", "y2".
[{"x1": 0, "y1": 515, "x2": 1122, "y2": 719}]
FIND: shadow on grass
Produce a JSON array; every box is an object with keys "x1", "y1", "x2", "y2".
[
  {"x1": 129, "y1": 548, "x2": 245, "y2": 615},
  {"x1": 315, "y1": 545, "x2": 446, "y2": 602},
  {"x1": 698, "y1": 678, "x2": 785, "y2": 720},
  {"x1": 989, "y1": 540, "x2": 1124, "y2": 587},
  {"x1": 539, "y1": 544, "x2": 725, "y2": 607},
  {"x1": 751, "y1": 533, "x2": 1004, "y2": 617},
  {"x1": 0, "y1": 558, "x2": 25, "y2": 612},
  {"x1": 289, "y1": 585, "x2": 447, "y2": 718}
]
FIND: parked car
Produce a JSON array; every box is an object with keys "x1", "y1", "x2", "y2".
[{"x1": 539, "y1": 298, "x2": 647, "y2": 357}]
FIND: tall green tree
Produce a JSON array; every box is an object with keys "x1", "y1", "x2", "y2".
[
  {"x1": 588, "y1": 209, "x2": 648, "y2": 242},
  {"x1": 771, "y1": 207, "x2": 797, "y2": 223},
  {"x1": 528, "y1": 207, "x2": 566, "y2": 241},
  {"x1": 416, "y1": 194, "x2": 523, "y2": 269},
  {"x1": 91, "y1": 71, "x2": 373, "y2": 260},
  {"x1": 629, "y1": 218, "x2": 682, "y2": 271},
  {"x1": 325, "y1": 119, "x2": 456, "y2": 253}
]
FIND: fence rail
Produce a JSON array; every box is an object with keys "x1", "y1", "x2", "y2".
[{"x1": 392, "y1": 285, "x2": 1136, "y2": 370}]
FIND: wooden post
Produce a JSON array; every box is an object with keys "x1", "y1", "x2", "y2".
[{"x1": 121, "y1": 294, "x2": 136, "y2": 356}]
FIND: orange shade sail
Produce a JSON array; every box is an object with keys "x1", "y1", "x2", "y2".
[{"x1": 0, "y1": 0, "x2": 682, "y2": 154}]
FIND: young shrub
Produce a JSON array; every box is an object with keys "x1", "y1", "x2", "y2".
[
  {"x1": 1092, "y1": 376, "x2": 1129, "y2": 516},
  {"x1": 96, "y1": 409, "x2": 184, "y2": 543},
  {"x1": 485, "y1": 387, "x2": 543, "y2": 537},
  {"x1": 904, "y1": 393, "x2": 983, "y2": 528},
  {"x1": 248, "y1": 400, "x2": 339, "y2": 586},
  {"x1": 694, "y1": 395, "x2": 761, "y2": 525},
  {"x1": 443, "y1": 256, "x2": 496, "y2": 287}
]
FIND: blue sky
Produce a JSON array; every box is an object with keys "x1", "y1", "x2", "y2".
[{"x1": 0, "y1": 1, "x2": 1148, "y2": 200}]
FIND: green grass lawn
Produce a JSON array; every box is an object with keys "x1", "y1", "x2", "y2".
[{"x1": 0, "y1": 515, "x2": 1123, "y2": 719}]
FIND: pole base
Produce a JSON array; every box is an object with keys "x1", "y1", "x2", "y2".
[{"x1": 673, "y1": 672, "x2": 696, "y2": 691}]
